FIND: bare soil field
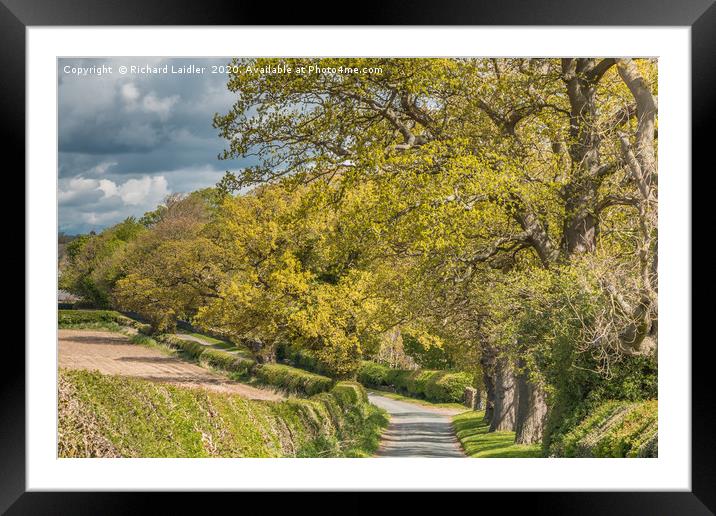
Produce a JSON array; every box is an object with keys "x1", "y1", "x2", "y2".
[{"x1": 58, "y1": 329, "x2": 282, "y2": 401}]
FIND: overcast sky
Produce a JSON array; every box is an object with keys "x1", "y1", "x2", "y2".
[{"x1": 58, "y1": 57, "x2": 250, "y2": 234}]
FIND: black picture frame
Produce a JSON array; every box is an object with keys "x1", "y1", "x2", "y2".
[{"x1": 5, "y1": 0, "x2": 712, "y2": 512}]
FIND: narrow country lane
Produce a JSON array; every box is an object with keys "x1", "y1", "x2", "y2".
[{"x1": 368, "y1": 393, "x2": 466, "y2": 458}]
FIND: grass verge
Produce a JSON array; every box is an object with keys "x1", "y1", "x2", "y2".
[
  {"x1": 551, "y1": 399, "x2": 657, "y2": 457},
  {"x1": 452, "y1": 410, "x2": 542, "y2": 458},
  {"x1": 179, "y1": 332, "x2": 245, "y2": 353},
  {"x1": 59, "y1": 369, "x2": 387, "y2": 458}
]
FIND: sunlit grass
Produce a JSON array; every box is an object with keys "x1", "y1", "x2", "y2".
[
  {"x1": 453, "y1": 410, "x2": 542, "y2": 458},
  {"x1": 59, "y1": 369, "x2": 386, "y2": 458},
  {"x1": 182, "y1": 332, "x2": 248, "y2": 353},
  {"x1": 184, "y1": 332, "x2": 225, "y2": 345}
]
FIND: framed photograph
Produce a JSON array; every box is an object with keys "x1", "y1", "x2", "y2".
[{"x1": 6, "y1": 0, "x2": 712, "y2": 511}]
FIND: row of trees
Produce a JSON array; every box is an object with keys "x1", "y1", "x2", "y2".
[{"x1": 61, "y1": 58, "x2": 658, "y2": 450}]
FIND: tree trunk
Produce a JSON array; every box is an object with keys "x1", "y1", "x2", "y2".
[
  {"x1": 480, "y1": 346, "x2": 497, "y2": 423},
  {"x1": 514, "y1": 359, "x2": 548, "y2": 444},
  {"x1": 489, "y1": 356, "x2": 517, "y2": 432},
  {"x1": 614, "y1": 58, "x2": 658, "y2": 356},
  {"x1": 560, "y1": 58, "x2": 616, "y2": 257},
  {"x1": 563, "y1": 187, "x2": 599, "y2": 255}
]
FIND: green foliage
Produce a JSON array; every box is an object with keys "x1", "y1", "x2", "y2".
[
  {"x1": 189, "y1": 185, "x2": 394, "y2": 378},
  {"x1": 153, "y1": 334, "x2": 256, "y2": 376},
  {"x1": 179, "y1": 339, "x2": 206, "y2": 359},
  {"x1": 59, "y1": 309, "x2": 125, "y2": 326},
  {"x1": 542, "y1": 336, "x2": 658, "y2": 453},
  {"x1": 253, "y1": 363, "x2": 334, "y2": 396},
  {"x1": 453, "y1": 410, "x2": 542, "y2": 458},
  {"x1": 356, "y1": 361, "x2": 472, "y2": 403},
  {"x1": 282, "y1": 347, "x2": 332, "y2": 376},
  {"x1": 404, "y1": 369, "x2": 436, "y2": 397},
  {"x1": 128, "y1": 334, "x2": 157, "y2": 347},
  {"x1": 155, "y1": 334, "x2": 182, "y2": 349},
  {"x1": 329, "y1": 381, "x2": 368, "y2": 407},
  {"x1": 210, "y1": 57, "x2": 658, "y2": 449},
  {"x1": 200, "y1": 349, "x2": 256, "y2": 375},
  {"x1": 155, "y1": 335, "x2": 206, "y2": 358},
  {"x1": 424, "y1": 372, "x2": 474, "y2": 403},
  {"x1": 356, "y1": 361, "x2": 391, "y2": 388},
  {"x1": 58, "y1": 309, "x2": 151, "y2": 334},
  {"x1": 59, "y1": 218, "x2": 146, "y2": 307},
  {"x1": 483, "y1": 262, "x2": 658, "y2": 451},
  {"x1": 385, "y1": 368, "x2": 411, "y2": 389},
  {"x1": 112, "y1": 192, "x2": 217, "y2": 333},
  {"x1": 58, "y1": 369, "x2": 387, "y2": 458},
  {"x1": 551, "y1": 400, "x2": 657, "y2": 457},
  {"x1": 402, "y1": 333, "x2": 452, "y2": 369}
]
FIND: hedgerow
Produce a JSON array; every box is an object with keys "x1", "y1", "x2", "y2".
[
  {"x1": 424, "y1": 371, "x2": 474, "y2": 403},
  {"x1": 200, "y1": 349, "x2": 256, "y2": 376},
  {"x1": 550, "y1": 399, "x2": 657, "y2": 457},
  {"x1": 541, "y1": 348, "x2": 658, "y2": 454},
  {"x1": 177, "y1": 339, "x2": 206, "y2": 359},
  {"x1": 254, "y1": 363, "x2": 334, "y2": 396},
  {"x1": 59, "y1": 309, "x2": 123, "y2": 325},
  {"x1": 356, "y1": 361, "x2": 391, "y2": 388},
  {"x1": 155, "y1": 335, "x2": 206, "y2": 359},
  {"x1": 59, "y1": 309, "x2": 151, "y2": 334},
  {"x1": 283, "y1": 348, "x2": 332, "y2": 376},
  {"x1": 58, "y1": 369, "x2": 387, "y2": 458},
  {"x1": 355, "y1": 361, "x2": 472, "y2": 403}
]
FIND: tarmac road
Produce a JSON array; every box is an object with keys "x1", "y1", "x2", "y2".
[{"x1": 368, "y1": 393, "x2": 466, "y2": 458}]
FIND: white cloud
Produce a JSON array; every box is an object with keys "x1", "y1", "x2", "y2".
[
  {"x1": 117, "y1": 176, "x2": 169, "y2": 206},
  {"x1": 60, "y1": 174, "x2": 169, "y2": 207},
  {"x1": 59, "y1": 174, "x2": 172, "y2": 233},
  {"x1": 120, "y1": 82, "x2": 179, "y2": 121},
  {"x1": 88, "y1": 161, "x2": 118, "y2": 175},
  {"x1": 98, "y1": 179, "x2": 118, "y2": 198},
  {"x1": 142, "y1": 92, "x2": 179, "y2": 120},
  {"x1": 121, "y1": 82, "x2": 141, "y2": 103},
  {"x1": 58, "y1": 176, "x2": 101, "y2": 203}
]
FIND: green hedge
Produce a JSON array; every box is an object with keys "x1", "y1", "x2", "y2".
[
  {"x1": 254, "y1": 363, "x2": 334, "y2": 396},
  {"x1": 178, "y1": 340, "x2": 206, "y2": 359},
  {"x1": 356, "y1": 361, "x2": 392, "y2": 387},
  {"x1": 59, "y1": 309, "x2": 123, "y2": 325},
  {"x1": 424, "y1": 372, "x2": 474, "y2": 403},
  {"x1": 406, "y1": 369, "x2": 438, "y2": 397},
  {"x1": 329, "y1": 381, "x2": 368, "y2": 406},
  {"x1": 58, "y1": 369, "x2": 387, "y2": 458},
  {"x1": 59, "y1": 309, "x2": 151, "y2": 334},
  {"x1": 552, "y1": 400, "x2": 658, "y2": 457},
  {"x1": 155, "y1": 335, "x2": 207, "y2": 359},
  {"x1": 357, "y1": 362, "x2": 472, "y2": 403},
  {"x1": 285, "y1": 348, "x2": 331, "y2": 376},
  {"x1": 386, "y1": 368, "x2": 411, "y2": 388},
  {"x1": 200, "y1": 349, "x2": 256, "y2": 376}
]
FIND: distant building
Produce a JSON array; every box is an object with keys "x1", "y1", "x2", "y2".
[{"x1": 58, "y1": 290, "x2": 80, "y2": 303}]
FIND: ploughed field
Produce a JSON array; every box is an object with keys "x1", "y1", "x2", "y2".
[{"x1": 58, "y1": 329, "x2": 282, "y2": 401}]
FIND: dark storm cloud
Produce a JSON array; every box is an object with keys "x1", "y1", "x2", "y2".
[{"x1": 58, "y1": 57, "x2": 251, "y2": 234}]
